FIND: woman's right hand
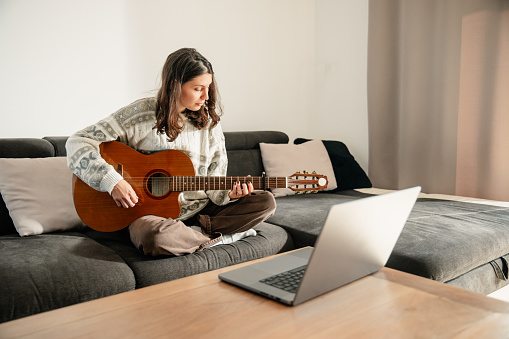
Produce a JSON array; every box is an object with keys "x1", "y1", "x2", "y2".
[{"x1": 111, "y1": 179, "x2": 139, "y2": 208}]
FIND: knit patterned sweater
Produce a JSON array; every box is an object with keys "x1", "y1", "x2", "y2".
[{"x1": 65, "y1": 97, "x2": 231, "y2": 221}]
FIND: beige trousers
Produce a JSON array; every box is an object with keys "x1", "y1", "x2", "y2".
[{"x1": 129, "y1": 191, "x2": 276, "y2": 256}]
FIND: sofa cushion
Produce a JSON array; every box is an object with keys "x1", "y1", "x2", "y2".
[
  {"x1": 0, "y1": 232, "x2": 135, "y2": 322},
  {"x1": 84, "y1": 222, "x2": 294, "y2": 288},
  {"x1": 445, "y1": 253, "x2": 509, "y2": 295},
  {"x1": 0, "y1": 138, "x2": 57, "y2": 236},
  {"x1": 294, "y1": 138, "x2": 372, "y2": 192},
  {"x1": 388, "y1": 198, "x2": 509, "y2": 283},
  {"x1": 0, "y1": 157, "x2": 85, "y2": 236},
  {"x1": 266, "y1": 191, "x2": 362, "y2": 247},
  {"x1": 266, "y1": 191, "x2": 509, "y2": 293},
  {"x1": 259, "y1": 140, "x2": 338, "y2": 197}
]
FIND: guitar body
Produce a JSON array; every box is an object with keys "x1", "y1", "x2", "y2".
[{"x1": 72, "y1": 141, "x2": 195, "y2": 232}]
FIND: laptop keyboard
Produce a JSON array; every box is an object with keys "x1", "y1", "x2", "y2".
[{"x1": 260, "y1": 265, "x2": 307, "y2": 293}]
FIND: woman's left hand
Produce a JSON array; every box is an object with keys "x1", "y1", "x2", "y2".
[{"x1": 228, "y1": 179, "x2": 254, "y2": 199}]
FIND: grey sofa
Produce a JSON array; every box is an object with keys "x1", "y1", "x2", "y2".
[{"x1": 1, "y1": 131, "x2": 509, "y2": 323}]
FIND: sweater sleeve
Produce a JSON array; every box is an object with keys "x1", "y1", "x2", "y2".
[{"x1": 65, "y1": 112, "x2": 127, "y2": 194}]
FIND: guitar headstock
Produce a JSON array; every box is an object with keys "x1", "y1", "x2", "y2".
[{"x1": 288, "y1": 171, "x2": 328, "y2": 193}]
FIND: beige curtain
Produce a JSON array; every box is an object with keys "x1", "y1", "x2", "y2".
[{"x1": 367, "y1": 0, "x2": 509, "y2": 201}]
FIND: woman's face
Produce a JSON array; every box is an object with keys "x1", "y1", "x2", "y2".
[{"x1": 178, "y1": 73, "x2": 212, "y2": 112}]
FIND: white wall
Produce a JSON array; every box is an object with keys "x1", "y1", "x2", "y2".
[
  {"x1": 0, "y1": 0, "x2": 369, "y2": 170},
  {"x1": 314, "y1": 0, "x2": 369, "y2": 170}
]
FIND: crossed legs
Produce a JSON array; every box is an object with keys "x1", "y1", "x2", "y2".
[{"x1": 129, "y1": 191, "x2": 276, "y2": 256}]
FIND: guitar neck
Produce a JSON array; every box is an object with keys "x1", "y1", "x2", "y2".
[{"x1": 168, "y1": 176, "x2": 287, "y2": 191}]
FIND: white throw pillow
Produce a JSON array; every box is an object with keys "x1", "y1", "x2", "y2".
[
  {"x1": 259, "y1": 140, "x2": 337, "y2": 197},
  {"x1": 0, "y1": 157, "x2": 85, "y2": 236}
]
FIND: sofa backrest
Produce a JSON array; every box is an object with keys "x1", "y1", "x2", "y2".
[
  {"x1": 42, "y1": 132, "x2": 291, "y2": 175},
  {"x1": 225, "y1": 131, "x2": 288, "y2": 176},
  {"x1": 0, "y1": 138, "x2": 55, "y2": 158},
  {"x1": 0, "y1": 131, "x2": 289, "y2": 235},
  {"x1": 43, "y1": 136, "x2": 69, "y2": 156}
]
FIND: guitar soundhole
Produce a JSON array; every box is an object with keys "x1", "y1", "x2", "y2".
[{"x1": 145, "y1": 170, "x2": 171, "y2": 199}]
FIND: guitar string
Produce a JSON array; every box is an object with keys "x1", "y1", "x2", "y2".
[{"x1": 115, "y1": 176, "x2": 323, "y2": 191}]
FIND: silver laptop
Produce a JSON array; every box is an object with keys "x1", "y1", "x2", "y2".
[{"x1": 218, "y1": 186, "x2": 421, "y2": 306}]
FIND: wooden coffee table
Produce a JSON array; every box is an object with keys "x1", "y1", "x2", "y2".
[{"x1": 1, "y1": 251, "x2": 509, "y2": 338}]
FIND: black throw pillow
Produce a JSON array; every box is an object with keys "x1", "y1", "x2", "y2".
[{"x1": 294, "y1": 138, "x2": 372, "y2": 192}]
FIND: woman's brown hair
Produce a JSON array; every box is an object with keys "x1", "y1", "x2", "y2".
[{"x1": 155, "y1": 48, "x2": 222, "y2": 142}]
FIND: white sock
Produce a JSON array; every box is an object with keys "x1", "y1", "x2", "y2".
[
  {"x1": 208, "y1": 228, "x2": 257, "y2": 248},
  {"x1": 221, "y1": 228, "x2": 257, "y2": 244}
]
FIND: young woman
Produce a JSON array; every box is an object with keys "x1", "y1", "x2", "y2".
[{"x1": 66, "y1": 48, "x2": 276, "y2": 256}]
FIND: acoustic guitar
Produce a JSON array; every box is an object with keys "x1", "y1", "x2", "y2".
[{"x1": 72, "y1": 141, "x2": 328, "y2": 232}]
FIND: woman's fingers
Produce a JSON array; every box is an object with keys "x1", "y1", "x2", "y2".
[
  {"x1": 111, "y1": 179, "x2": 138, "y2": 208},
  {"x1": 229, "y1": 180, "x2": 254, "y2": 199}
]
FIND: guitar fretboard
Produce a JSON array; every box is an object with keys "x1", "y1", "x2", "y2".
[{"x1": 163, "y1": 176, "x2": 288, "y2": 192}]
